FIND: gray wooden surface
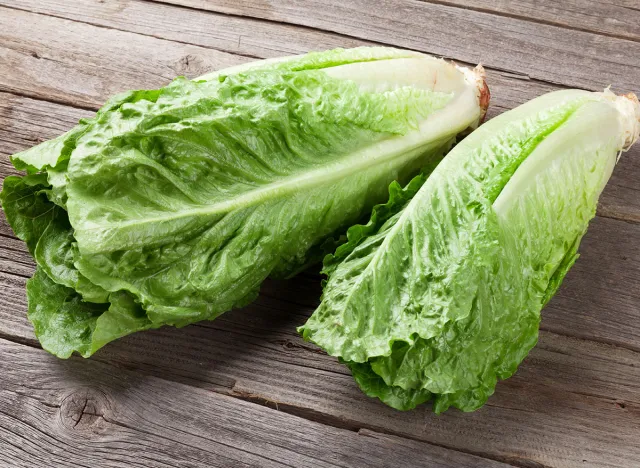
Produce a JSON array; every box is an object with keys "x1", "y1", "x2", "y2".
[{"x1": 0, "y1": 1, "x2": 639, "y2": 467}]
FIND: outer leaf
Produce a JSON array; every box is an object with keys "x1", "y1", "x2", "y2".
[
  {"x1": 0, "y1": 174, "x2": 56, "y2": 254},
  {"x1": 300, "y1": 89, "x2": 640, "y2": 412},
  {"x1": 68, "y1": 69, "x2": 456, "y2": 325},
  {"x1": 34, "y1": 214, "x2": 109, "y2": 303},
  {"x1": 27, "y1": 268, "x2": 151, "y2": 358},
  {"x1": 65, "y1": 50, "x2": 484, "y2": 325},
  {"x1": 2, "y1": 47, "x2": 487, "y2": 357}
]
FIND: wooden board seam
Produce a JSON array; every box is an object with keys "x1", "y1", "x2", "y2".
[
  {"x1": 132, "y1": 0, "x2": 593, "y2": 92},
  {"x1": 136, "y1": 0, "x2": 389, "y2": 48},
  {"x1": 595, "y1": 205, "x2": 640, "y2": 224},
  {"x1": 0, "y1": 336, "x2": 516, "y2": 468},
  {"x1": 0, "y1": 86, "x2": 96, "y2": 113},
  {"x1": 540, "y1": 322, "x2": 640, "y2": 355},
  {"x1": 0, "y1": 329, "x2": 39, "y2": 351},
  {"x1": 357, "y1": 427, "x2": 532, "y2": 468},
  {"x1": 0, "y1": 266, "x2": 31, "y2": 280},
  {"x1": 227, "y1": 386, "x2": 527, "y2": 467},
  {"x1": 0, "y1": 2, "x2": 266, "y2": 65},
  {"x1": 0, "y1": 0, "x2": 594, "y2": 95},
  {"x1": 135, "y1": 0, "x2": 639, "y2": 92},
  {"x1": 416, "y1": 0, "x2": 640, "y2": 43}
]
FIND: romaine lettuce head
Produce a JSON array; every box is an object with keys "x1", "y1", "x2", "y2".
[
  {"x1": 299, "y1": 89, "x2": 640, "y2": 413},
  {"x1": 0, "y1": 47, "x2": 487, "y2": 357}
]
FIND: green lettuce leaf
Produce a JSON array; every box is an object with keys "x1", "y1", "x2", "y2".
[
  {"x1": 27, "y1": 268, "x2": 151, "y2": 358},
  {"x1": 300, "y1": 89, "x2": 639, "y2": 413},
  {"x1": 0, "y1": 174, "x2": 57, "y2": 254},
  {"x1": 1, "y1": 47, "x2": 486, "y2": 357},
  {"x1": 0, "y1": 176, "x2": 108, "y2": 303}
]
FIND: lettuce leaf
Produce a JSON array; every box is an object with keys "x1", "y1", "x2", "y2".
[
  {"x1": 300, "y1": 89, "x2": 640, "y2": 412},
  {"x1": 26, "y1": 268, "x2": 151, "y2": 359},
  {"x1": 1, "y1": 47, "x2": 486, "y2": 357}
]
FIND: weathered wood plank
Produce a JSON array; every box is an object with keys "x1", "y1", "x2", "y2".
[
  {"x1": 544, "y1": 216, "x2": 640, "y2": 352},
  {"x1": 1, "y1": 266, "x2": 639, "y2": 467},
  {"x1": 0, "y1": 6, "x2": 638, "y2": 220},
  {"x1": 0, "y1": 272, "x2": 33, "y2": 340},
  {"x1": 0, "y1": 338, "x2": 508, "y2": 468},
  {"x1": 0, "y1": 4, "x2": 639, "y2": 466},
  {"x1": 0, "y1": 91, "x2": 94, "y2": 181},
  {"x1": 0, "y1": 235, "x2": 34, "y2": 278},
  {"x1": 0, "y1": 0, "x2": 557, "y2": 111},
  {"x1": 0, "y1": 92, "x2": 93, "y2": 158},
  {"x1": 0, "y1": 6, "x2": 244, "y2": 109},
  {"x1": 144, "y1": 0, "x2": 640, "y2": 92},
  {"x1": 421, "y1": 0, "x2": 640, "y2": 41},
  {"x1": 2, "y1": 0, "x2": 361, "y2": 58},
  {"x1": 1, "y1": 207, "x2": 640, "y2": 467}
]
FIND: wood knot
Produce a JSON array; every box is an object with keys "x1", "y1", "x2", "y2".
[
  {"x1": 174, "y1": 54, "x2": 207, "y2": 77},
  {"x1": 59, "y1": 387, "x2": 109, "y2": 430}
]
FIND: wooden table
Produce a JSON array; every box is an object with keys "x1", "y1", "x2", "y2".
[{"x1": 0, "y1": 1, "x2": 639, "y2": 467}]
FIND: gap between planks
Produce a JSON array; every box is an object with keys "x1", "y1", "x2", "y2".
[
  {"x1": 0, "y1": 88, "x2": 100, "y2": 113},
  {"x1": 415, "y1": 0, "x2": 640, "y2": 43},
  {"x1": 132, "y1": 0, "x2": 640, "y2": 90},
  {"x1": 0, "y1": 2, "x2": 265, "y2": 64},
  {"x1": 132, "y1": 0, "x2": 604, "y2": 91},
  {"x1": 0, "y1": 260, "x2": 639, "y2": 466},
  {"x1": 0, "y1": 336, "x2": 519, "y2": 468},
  {"x1": 0, "y1": 0, "x2": 604, "y2": 95}
]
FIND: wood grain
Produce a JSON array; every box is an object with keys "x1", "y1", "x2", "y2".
[
  {"x1": 143, "y1": 0, "x2": 640, "y2": 91},
  {"x1": 1, "y1": 0, "x2": 361, "y2": 59},
  {"x1": 0, "y1": 92, "x2": 93, "y2": 158},
  {"x1": 1, "y1": 204, "x2": 639, "y2": 467},
  {"x1": 1, "y1": 2, "x2": 640, "y2": 467},
  {"x1": 0, "y1": 6, "x2": 245, "y2": 109},
  {"x1": 0, "y1": 0, "x2": 556, "y2": 109},
  {"x1": 0, "y1": 6, "x2": 638, "y2": 220},
  {"x1": 543, "y1": 217, "x2": 640, "y2": 352},
  {"x1": 0, "y1": 266, "x2": 639, "y2": 467},
  {"x1": 421, "y1": 0, "x2": 640, "y2": 41},
  {"x1": 0, "y1": 235, "x2": 34, "y2": 278},
  {"x1": 0, "y1": 338, "x2": 507, "y2": 468},
  {"x1": 0, "y1": 91, "x2": 93, "y2": 180}
]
